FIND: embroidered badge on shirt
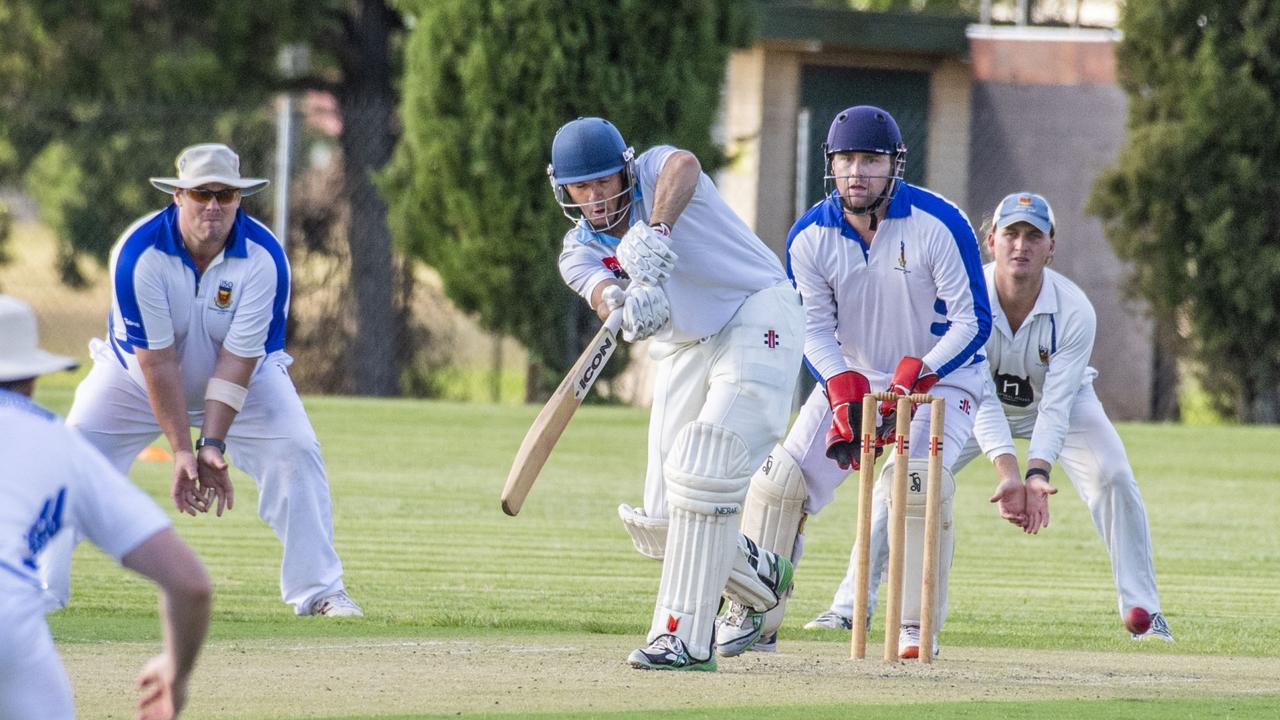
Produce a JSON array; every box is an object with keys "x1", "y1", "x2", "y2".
[
  {"x1": 215, "y1": 280, "x2": 234, "y2": 309},
  {"x1": 894, "y1": 239, "x2": 911, "y2": 275}
]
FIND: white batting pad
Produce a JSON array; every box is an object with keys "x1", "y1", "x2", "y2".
[
  {"x1": 618, "y1": 503, "x2": 667, "y2": 561},
  {"x1": 880, "y1": 457, "x2": 955, "y2": 629},
  {"x1": 650, "y1": 422, "x2": 752, "y2": 660}
]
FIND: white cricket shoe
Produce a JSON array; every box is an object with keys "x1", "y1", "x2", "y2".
[
  {"x1": 1131, "y1": 612, "x2": 1174, "y2": 642},
  {"x1": 310, "y1": 590, "x2": 364, "y2": 617},
  {"x1": 804, "y1": 610, "x2": 853, "y2": 631},
  {"x1": 898, "y1": 624, "x2": 939, "y2": 659}
]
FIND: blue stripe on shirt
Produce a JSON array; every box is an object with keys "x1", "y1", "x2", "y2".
[
  {"x1": 906, "y1": 187, "x2": 992, "y2": 377},
  {"x1": 113, "y1": 212, "x2": 171, "y2": 349},
  {"x1": 243, "y1": 216, "x2": 291, "y2": 354}
]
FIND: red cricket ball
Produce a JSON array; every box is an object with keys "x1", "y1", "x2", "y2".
[{"x1": 1125, "y1": 607, "x2": 1152, "y2": 634}]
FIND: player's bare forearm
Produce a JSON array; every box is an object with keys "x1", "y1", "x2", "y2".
[
  {"x1": 122, "y1": 529, "x2": 211, "y2": 680},
  {"x1": 647, "y1": 151, "x2": 700, "y2": 229},
  {"x1": 135, "y1": 346, "x2": 195, "y2": 454}
]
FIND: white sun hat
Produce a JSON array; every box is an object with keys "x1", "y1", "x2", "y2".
[
  {"x1": 0, "y1": 295, "x2": 78, "y2": 382},
  {"x1": 149, "y1": 143, "x2": 270, "y2": 196}
]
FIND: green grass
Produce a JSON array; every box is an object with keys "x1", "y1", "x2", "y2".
[{"x1": 31, "y1": 387, "x2": 1280, "y2": 717}]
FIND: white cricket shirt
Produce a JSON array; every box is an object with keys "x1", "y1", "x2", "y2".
[
  {"x1": 105, "y1": 205, "x2": 291, "y2": 410},
  {"x1": 972, "y1": 265, "x2": 1099, "y2": 465},
  {"x1": 786, "y1": 186, "x2": 991, "y2": 389},
  {"x1": 0, "y1": 390, "x2": 170, "y2": 602},
  {"x1": 558, "y1": 145, "x2": 786, "y2": 343}
]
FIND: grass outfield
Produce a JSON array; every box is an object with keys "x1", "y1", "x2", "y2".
[{"x1": 31, "y1": 385, "x2": 1280, "y2": 719}]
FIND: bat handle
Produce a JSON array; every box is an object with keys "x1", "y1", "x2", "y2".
[{"x1": 604, "y1": 308, "x2": 624, "y2": 337}]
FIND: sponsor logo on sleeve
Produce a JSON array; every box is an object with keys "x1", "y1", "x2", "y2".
[
  {"x1": 602, "y1": 256, "x2": 629, "y2": 280},
  {"x1": 763, "y1": 329, "x2": 780, "y2": 348}
]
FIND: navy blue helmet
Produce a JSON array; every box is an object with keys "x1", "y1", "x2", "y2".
[
  {"x1": 547, "y1": 117, "x2": 636, "y2": 230},
  {"x1": 823, "y1": 105, "x2": 907, "y2": 218}
]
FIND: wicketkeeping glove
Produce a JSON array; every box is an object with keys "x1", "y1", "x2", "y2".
[
  {"x1": 877, "y1": 356, "x2": 939, "y2": 444},
  {"x1": 824, "y1": 370, "x2": 871, "y2": 470},
  {"x1": 618, "y1": 221, "x2": 678, "y2": 286}
]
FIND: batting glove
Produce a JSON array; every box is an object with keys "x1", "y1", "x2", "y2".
[
  {"x1": 824, "y1": 370, "x2": 871, "y2": 470},
  {"x1": 618, "y1": 221, "x2": 678, "y2": 286},
  {"x1": 620, "y1": 284, "x2": 670, "y2": 342},
  {"x1": 877, "y1": 356, "x2": 939, "y2": 443}
]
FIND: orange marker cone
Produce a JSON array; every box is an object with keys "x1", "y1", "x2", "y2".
[{"x1": 136, "y1": 446, "x2": 173, "y2": 462}]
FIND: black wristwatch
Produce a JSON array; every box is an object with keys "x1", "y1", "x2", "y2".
[
  {"x1": 1025, "y1": 467, "x2": 1050, "y2": 481},
  {"x1": 195, "y1": 436, "x2": 227, "y2": 453}
]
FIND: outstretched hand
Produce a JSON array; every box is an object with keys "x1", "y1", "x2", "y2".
[
  {"x1": 196, "y1": 446, "x2": 234, "y2": 516},
  {"x1": 170, "y1": 451, "x2": 205, "y2": 516},
  {"x1": 136, "y1": 653, "x2": 185, "y2": 720},
  {"x1": 988, "y1": 475, "x2": 1026, "y2": 526},
  {"x1": 1022, "y1": 474, "x2": 1058, "y2": 534}
]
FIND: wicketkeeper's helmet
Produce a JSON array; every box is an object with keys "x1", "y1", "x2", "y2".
[
  {"x1": 823, "y1": 105, "x2": 907, "y2": 218},
  {"x1": 548, "y1": 117, "x2": 636, "y2": 230}
]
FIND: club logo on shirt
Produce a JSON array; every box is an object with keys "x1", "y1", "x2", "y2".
[
  {"x1": 215, "y1": 280, "x2": 234, "y2": 309},
  {"x1": 1038, "y1": 344, "x2": 1050, "y2": 365},
  {"x1": 994, "y1": 371, "x2": 1034, "y2": 407},
  {"x1": 764, "y1": 329, "x2": 780, "y2": 348},
  {"x1": 602, "y1": 256, "x2": 629, "y2": 280},
  {"x1": 894, "y1": 239, "x2": 911, "y2": 275}
]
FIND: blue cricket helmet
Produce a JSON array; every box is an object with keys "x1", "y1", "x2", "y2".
[
  {"x1": 547, "y1": 117, "x2": 636, "y2": 230},
  {"x1": 823, "y1": 105, "x2": 907, "y2": 222}
]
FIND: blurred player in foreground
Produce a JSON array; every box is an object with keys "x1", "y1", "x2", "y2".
[
  {"x1": 811, "y1": 192, "x2": 1171, "y2": 641},
  {"x1": 0, "y1": 294, "x2": 211, "y2": 720},
  {"x1": 549, "y1": 117, "x2": 804, "y2": 670},
  {"x1": 51, "y1": 143, "x2": 360, "y2": 617},
  {"x1": 717, "y1": 105, "x2": 991, "y2": 659}
]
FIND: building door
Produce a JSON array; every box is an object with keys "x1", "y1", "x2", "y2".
[{"x1": 797, "y1": 65, "x2": 931, "y2": 213}]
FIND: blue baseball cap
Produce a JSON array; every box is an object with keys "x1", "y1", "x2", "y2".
[{"x1": 993, "y1": 192, "x2": 1055, "y2": 236}]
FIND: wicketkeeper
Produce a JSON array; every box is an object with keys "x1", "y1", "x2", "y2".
[
  {"x1": 548, "y1": 117, "x2": 804, "y2": 670},
  {"x1": 716, "y1": 106, "x2": 991, "y2": 659}
]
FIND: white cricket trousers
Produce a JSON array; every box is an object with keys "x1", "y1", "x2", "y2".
[
  {"x1": 828, "y1": 380, "x2": 1161, "y2": 621},
  {"x1": 640, "y1": 282, "x2": 805, "y2": 519},
  {"x1": 0, "y1": 593, "x2": 75, "y2": 720},
  {"x1": 56, "y1": 341, "x2": 347, "y2": 614}
]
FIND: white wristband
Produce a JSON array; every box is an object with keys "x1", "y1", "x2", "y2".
[{"x1": 205, "y1": 377, "x2": 248, "y2": 412}]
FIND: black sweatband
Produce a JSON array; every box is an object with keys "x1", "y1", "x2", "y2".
[{"x1": 1025, "y1": 467, "x2": 1050, "y2": 481}]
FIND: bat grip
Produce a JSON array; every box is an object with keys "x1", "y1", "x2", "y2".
[{"x1": 604, "y1": 308, "x2": 624, "y2": 337}]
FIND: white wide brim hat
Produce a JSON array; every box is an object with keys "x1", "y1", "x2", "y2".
[
  {"x1": 149, "y1": 143, "x2": 270, "y2": 197},
  {"x1": 0, "y1": 295, "x2": 79, "y2": 382}
]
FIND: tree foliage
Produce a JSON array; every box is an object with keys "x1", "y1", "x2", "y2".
[
  {"x1": 0, "y1": 1, "x2": 405, "y2": 395},
  {"x1": 1089, "y1": 0, "x2": 1280, "y2": 422},
  {"x1": 387, "y1": 0, "x2": 751, "y2": 394}
]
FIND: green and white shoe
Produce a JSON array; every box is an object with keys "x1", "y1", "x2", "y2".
[{"x1": 627, "y1": 634, "x2": 717, "y2": 671}]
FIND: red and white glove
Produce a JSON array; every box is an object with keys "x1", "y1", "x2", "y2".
[
  {"x1": 824, "y1": 371, "x2": 871, "y2": 470},
  {"x1": 877, "y1": 356, "x2": 939, "y2": 444}
]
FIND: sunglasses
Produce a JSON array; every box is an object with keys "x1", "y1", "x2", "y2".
[{"x1": 184, "y1": 187, "x2": 241, "y2": 204}]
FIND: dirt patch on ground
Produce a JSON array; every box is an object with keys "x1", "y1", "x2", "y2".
[{"x1": 63, "y1": 635, "x2": 1280, "y2": 719}]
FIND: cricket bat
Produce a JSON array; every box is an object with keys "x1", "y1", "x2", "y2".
[{"x1": 501, "y1": 310, "x2": 624, "y2": 516}]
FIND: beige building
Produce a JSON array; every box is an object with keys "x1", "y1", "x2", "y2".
[{"x1": 714, "y1": 4, "x2": 1155, "y2": 420}]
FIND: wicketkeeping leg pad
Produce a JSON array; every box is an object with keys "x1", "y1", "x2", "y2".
[{"x1": 880, "y1": 457, "x2": 955, "y2": 629}]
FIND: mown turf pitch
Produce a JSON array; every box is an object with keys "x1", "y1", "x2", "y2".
[{"x1": 33, "y1": 386, "x2": 1280, "y2": 719}]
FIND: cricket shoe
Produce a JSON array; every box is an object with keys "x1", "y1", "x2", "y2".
[
  {"x1": 715, "y1": 552, "x2": 794, "y2": 657},
  {"x1": 898, "y1": 624, "x2": 939, "y2": 659},
  {"x1": 627, "y1": 634, "x2": 716, "y2": 671},
  {"x1": 715, "y1": 601, "x2": 764, "y2": 657},
  {"x1": 750, "y1": 631, "x2": 777, "y2": 653},
  {"x1": 804, "y1": 610, "x2": 853, "y2": 631},
  {"x1": 310, "y1": 590, "x2": 364, "y2": 617},
  {"x1": 1131, "y1": 612, "x2": 1174, "y2": 642}
]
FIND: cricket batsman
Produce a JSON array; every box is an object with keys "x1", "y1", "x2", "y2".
[
  {"x1": 717, "y1": 106, "x2": 991, "y2": 659},
  {"x1": 548, "y1": 117, "x2": 804, "y2": 670}
]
